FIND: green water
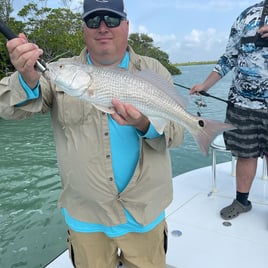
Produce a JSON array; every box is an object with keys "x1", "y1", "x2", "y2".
[{"x1": 0, "y1": 64, "x2": 232, "y2": 267}]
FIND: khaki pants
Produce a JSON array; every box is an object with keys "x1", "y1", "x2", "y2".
[{"x1": 67, "y1": 220, "x2": 168, "y2": 268}]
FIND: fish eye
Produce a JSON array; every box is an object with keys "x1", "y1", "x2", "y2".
[{"x1": 59, "y1": 64, "x2": 64, "y2": 69}]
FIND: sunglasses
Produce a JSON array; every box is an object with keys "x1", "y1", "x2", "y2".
[{"x1": 84, "y1": 14, "x2": 126, "y2": 29}]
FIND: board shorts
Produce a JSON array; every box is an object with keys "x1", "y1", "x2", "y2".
[{"x1": 223, "y1": 103, "x2": 268, "y2": 158}]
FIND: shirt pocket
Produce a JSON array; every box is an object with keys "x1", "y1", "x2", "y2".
[{"x1": 55, "y1": 88, "x2": 93, "y2": 126}]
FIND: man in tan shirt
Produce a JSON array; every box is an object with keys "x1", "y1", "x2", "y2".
[{"x1": 0, "y1": 0, "x2": 184, "y2": 267}]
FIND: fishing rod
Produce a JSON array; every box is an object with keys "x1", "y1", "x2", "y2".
[
  {"x1": 0, "y1": 19, "x2": 229, "y2": 105},
  {"x1": 174, "y1": 82, "x2": 229, "y2": 104},
  {"x1": 0, "y1": 19, "x2": 47, "y2": 73}
]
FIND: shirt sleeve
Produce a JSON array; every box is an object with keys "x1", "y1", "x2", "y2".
[
  {"x1": 213, "y1": 15, "x2": 242, "y2": 77},
  {"x1": 16, "y1": 73, "x2": 40, "y2": 106},
  {"x1": 137, "y1": 123, "x2": 162, "y2": 139}
]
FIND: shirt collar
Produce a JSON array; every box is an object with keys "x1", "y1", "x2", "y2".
[{"x1": 86, "y1": 52, "x2": 130, "y2": 70}]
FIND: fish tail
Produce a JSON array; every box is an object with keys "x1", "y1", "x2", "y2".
[{"x1": 191, "y1": 118, "x2": 235, "y2": 155}]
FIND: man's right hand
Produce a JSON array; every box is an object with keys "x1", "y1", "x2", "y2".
[{"x1": 6, "y1": 33, "x2": 43, "y2": 89}]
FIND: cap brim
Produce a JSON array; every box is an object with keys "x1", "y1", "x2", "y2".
[{"x1": 82, "y1": 8, "x2": 127, "y2": 19}]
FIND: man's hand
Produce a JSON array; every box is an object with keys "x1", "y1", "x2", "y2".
[
  {"x1": 6, "y1": 33, "x2": 43, "y2": 88},
  {"x1": 111, "y1": 99, "x2": 150, "y2": 133}
]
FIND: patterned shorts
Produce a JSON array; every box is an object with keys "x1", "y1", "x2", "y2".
[{"x1": 223, "y1": 104, "x2": 268, "y2": 158}]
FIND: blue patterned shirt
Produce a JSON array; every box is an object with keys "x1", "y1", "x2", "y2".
[{"x1": 214, "y1": 1, "x2": 268, "y2": 109}]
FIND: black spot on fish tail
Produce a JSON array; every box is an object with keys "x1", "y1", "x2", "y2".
[
  {"x1": 189, "y1": 117, "x2": 236, "y2": 156},
  {"x1": 198, "y1": 120, "x2": 205, "y2": 127}
]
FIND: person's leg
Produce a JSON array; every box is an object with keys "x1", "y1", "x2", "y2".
[
  {"x1": 221, "y1": 104, "x2": 268, "y2": 220},
  {"x1": 220, "y1": 157, "x2": 258, "y2": 220},
  {"x1": 221, "y1": 103, "x2": 262, "y2": 220},
  {"x1": 67, "y1": 229, "x2": 119, "y2": 268},
  {"x1": 116, "y1": 220, "x2": 167, "y2": 268},
  {"x1": 236, "y1": 157, "x2": 258, "y2": 202}
]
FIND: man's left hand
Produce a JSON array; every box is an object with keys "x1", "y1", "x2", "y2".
[{"x1": 111, "y1": 99, "x2": 150, "y2": 133}]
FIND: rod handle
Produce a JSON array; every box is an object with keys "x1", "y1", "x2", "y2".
[{"x1": 0, "y1": 19, "x2": 47, "y2": 73}]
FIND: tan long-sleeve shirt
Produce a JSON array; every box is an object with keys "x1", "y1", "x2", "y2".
[{"x1": 0, "y1": 46, "x2": 184, "y2": 226}]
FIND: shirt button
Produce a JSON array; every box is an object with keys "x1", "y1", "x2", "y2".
[
  {"x1": 106, "y1": 154, "x2": 111, "y2": 159},
  {"x1": 109, "y1": 177, "x2": 113, "y2": 181},
  {"x1": 104, "y1": 132, "x2": 109, "y2": 136},
  {"x1": 117, "y1": 194, "x2": 121, "y2": 200}
]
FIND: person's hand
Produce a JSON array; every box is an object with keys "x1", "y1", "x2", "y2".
[
  {"x1": 258, "y1": 24, "x2": 268, "y2": 38},
  {"x1": 190, "y1": 84, "x2": 207, "y2": 95},
  {"x1": 6, "y1": 33, "x2": 43, "y2": 88},
  {"x1": 111, "y1": 99, "x2": 150, "y2": 133}
]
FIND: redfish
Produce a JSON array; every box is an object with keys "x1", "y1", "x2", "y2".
[{"x1": 46, "y1": 61, "x2": 234, "y2": 155}]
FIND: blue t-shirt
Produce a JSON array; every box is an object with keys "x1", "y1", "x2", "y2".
[{"x1": 62, "y1": 52, "x2": 165, "y2": 237}]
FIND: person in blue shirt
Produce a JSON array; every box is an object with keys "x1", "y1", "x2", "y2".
[{"x1": 190, "y1": 1, "x2": 268, "y2": 220}]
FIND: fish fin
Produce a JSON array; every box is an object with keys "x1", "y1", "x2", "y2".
[
  {"x1": 133, "y1": 69, "x2": 187, "y2": 109},
  {"x1": 190, "y1": 117, "x2": 236, "y2": 156},
  {"x1": 148, "y1": 116, "x2": 168, "y2": 134},
  {"x1": 93, "y1": 104, "x2": 115, "y2": 114}
]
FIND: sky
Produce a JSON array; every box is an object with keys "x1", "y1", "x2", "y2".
[{"x1": 12, "y1": 0, "x2": 260, "y2": 63}]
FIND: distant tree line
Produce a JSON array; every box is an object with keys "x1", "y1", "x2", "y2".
[{"x1": 0, "y1": 1, "x2": 181, "y2": 79}]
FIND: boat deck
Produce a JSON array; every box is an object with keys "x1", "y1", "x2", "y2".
[
  {"x1": 166, "y1": 159, "x2": 268, "y2": 268},
  {"x1": 46, "y1": 159, "x2": 268, "y2": 268}
]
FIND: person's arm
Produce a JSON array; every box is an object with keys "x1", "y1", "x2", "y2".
[
  {"x1": 190, "y1": 71, "x2": 222, "y2": 95},
  {"x1": 190, "y1": 12, "x2": 243, "y2": 95},
  {"x1": 6, "y1": 33, "x2": 43, "y2": 88},
  {"x1": 0, "y1": 33, "x2": 44, "y2": 119},
  {"x1": 137, "y1": 123, "x2": 161, "y2": 139},
  {"x1": 110, "y1": 99, "x2": 184, "y2": 151},
  {"x1": 15, "y1": 74, "x2": 40, "y2": 107}
]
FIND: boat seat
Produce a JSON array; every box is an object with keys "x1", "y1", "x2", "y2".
[{"x1": 210, "y1": 134, "x2": 267, "y2": 193}]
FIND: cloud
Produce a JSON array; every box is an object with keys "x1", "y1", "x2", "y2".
[
  {"x1": 141, "y1": 0, "x2": 256, "y2": 11},
  {"x1": 174, "y1": 28, "x2": 228, "y2": 62},
  {"x1": 130, "y1": 21, "x2": 228, "y2": 63},
  {"x1": 183, "y1": 28, "x2": 226, "y2": 49}
]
